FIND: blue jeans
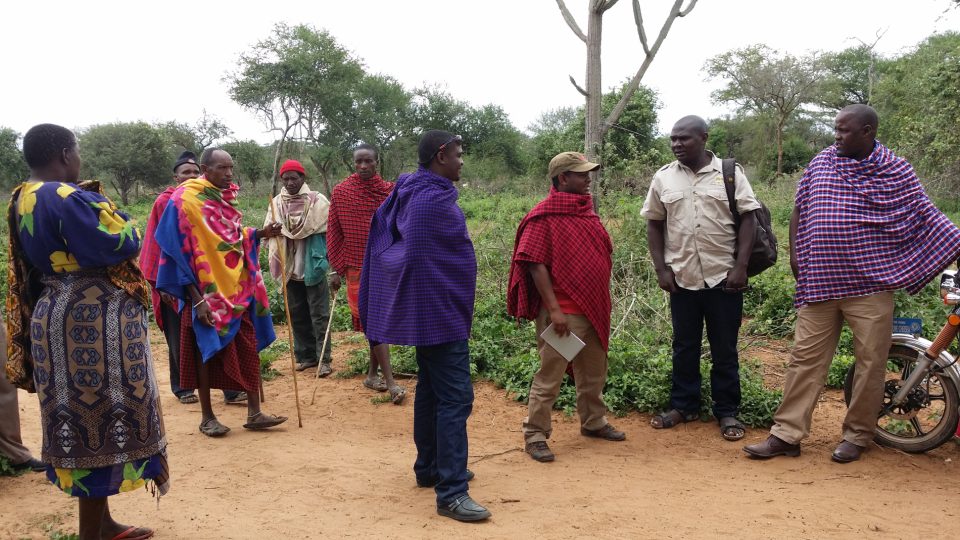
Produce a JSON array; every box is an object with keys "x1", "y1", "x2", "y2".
[
  {"x1": 412, "y1": 340, "x2": 474, "y2": 505},
  {"x1": 669, "y1": 286, "x2": 742, "y2": 418}
]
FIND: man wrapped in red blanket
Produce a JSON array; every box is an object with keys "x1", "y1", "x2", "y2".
[{"x1": 508, "y1": 151, "x2": 626, "y2": 463}]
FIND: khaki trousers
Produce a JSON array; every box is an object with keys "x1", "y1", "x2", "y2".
[
  {"x1": 771, "y1": 291, "x2": 893, "y2": 447},
  {"x1": 523, "y1": 309, "x2": 610, "y2": 443},
  {"x1": 0, "y1": 316, "x2": 33, "y2": 464}
]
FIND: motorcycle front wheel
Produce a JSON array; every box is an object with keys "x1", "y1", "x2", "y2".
[{"x1": 843, "y1": 344, "x2": 960, "y2": 453}]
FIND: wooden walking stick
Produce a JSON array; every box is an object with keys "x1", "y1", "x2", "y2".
[
  {"x1": 310, "y1": 288, "x2": 339, "y2": 405},
  {"x1": 267, "y1": 194, "x2": 304, "y2": 428},
  {"x1": 315, "y1": 291, "x2": 339, "y2": 380}
]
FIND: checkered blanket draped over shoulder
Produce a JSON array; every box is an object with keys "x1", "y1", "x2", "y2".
[
  {"x1": 794, "y1": 143, "x2": 960, "y2": 307},
  {"x1": 508, "y1": 188, "x2": 613, "y2": 350},
  {"x1": 327, "y1": 173, "x2": 393, "y2": 274},
  {"x1": 359, "y1": 168, "x2": 476, "y2": 346}
]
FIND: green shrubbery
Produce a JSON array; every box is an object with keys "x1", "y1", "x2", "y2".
[
  {"x1": 327, "y1": 187, "x2": 788, "y2": 426},
  {"x1": 0, "y1": 454, "x2": 22, "y2": 477}
]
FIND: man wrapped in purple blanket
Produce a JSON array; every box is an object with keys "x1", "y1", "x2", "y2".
[{"x1": 359, "y1": 130, "x2": 490, "y2": 522}]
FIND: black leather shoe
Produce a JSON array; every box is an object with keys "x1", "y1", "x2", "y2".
[
  {"x1": 416, "y1": 469, "x2": 475, "y2": 488},
  {"x1": 437, "y1": 494, "x2": 491, "y2": 522},
  {"x1": 831, "y1": 440, "x2": 865, "y2": 463},
  {"x1": 13, "y1": 457, "x2": 46, "y2": 472},
  {"x1": 743, "y1": 435, "x2": 801, "y2": 459}
]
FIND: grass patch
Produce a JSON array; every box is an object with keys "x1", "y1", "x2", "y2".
[
  {"x1": 258, "y1": 339, "x2": 288, "y2": 381},
  {"x1": 0, "y1": 454, "x2": 25, "y2": 477}
]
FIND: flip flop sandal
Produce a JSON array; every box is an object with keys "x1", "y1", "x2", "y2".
[
  {"x1": 389, "y1": 385, "x2": 406, "y2": 405},
  {"x1": 111, "y1": 526, "x2": 154, "y2": 540},
  {"x1": 719, "y1": 417, "x2": 746, "y2": 441},
  {"x1": 650, "y1": 409, "x2": 698, "y2": 429},
  {"x1": 223, "y1": 391, "x2": 248, "y2": 405},
  {"x1": 363, "y1": 377, "x2": 388, "y2": 392},
  {"x1": 243, "y1": 412, "x2": 288, "y2": 430},
  {"x1": 199, "y1": 419, "x2": 230, "y2": 437},
  {"x1": 178, "y1": 394, "x2": 199, "y2": 404}
]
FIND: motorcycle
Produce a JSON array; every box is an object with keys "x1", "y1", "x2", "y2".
[{"x1": 842, "y1": 270, "x2": 960, "y2": 453}]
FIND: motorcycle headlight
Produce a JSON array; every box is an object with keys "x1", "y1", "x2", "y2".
[{"x1": 941, "y1": 270, "x2": 960, "y2": 302}]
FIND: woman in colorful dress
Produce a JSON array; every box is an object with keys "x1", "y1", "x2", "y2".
[{"x1": 5, "y1": 124, "x2": 167, "y2": 540}]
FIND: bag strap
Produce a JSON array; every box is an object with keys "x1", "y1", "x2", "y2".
[{"x1": 722, "y1": 158, "x2": 741, "y2": 226}]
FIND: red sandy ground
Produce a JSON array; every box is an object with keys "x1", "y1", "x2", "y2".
[{"x1": 1, "y1": 328, "x2": 958, "y2": 539}]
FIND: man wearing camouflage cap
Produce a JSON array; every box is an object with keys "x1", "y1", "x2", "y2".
[{"x1": 508, "y1": 151, "x2": 625, "y2": 463}]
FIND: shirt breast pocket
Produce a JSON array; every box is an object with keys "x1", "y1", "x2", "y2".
[
  {"x1": 703, "y1": 189, "x2": 735, "y2": 227},
  {"x1": 661, "y1": 189, "x2": 688, "y2": 217},
  {"x1": 660, "y1": 190, "x2": 691, "y2": 237}
]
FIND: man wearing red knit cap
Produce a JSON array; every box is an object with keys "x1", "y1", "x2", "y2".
[{"x1": 264, "y1": 159, "x2": 333, "y2": 373}]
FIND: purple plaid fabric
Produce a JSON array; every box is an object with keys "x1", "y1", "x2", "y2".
[
  {"x1": 794, "y1": 142, "x2": 960, "y2": 307},
  {"x1": 359, "y1": 167, "x2": 476, "y2": 346}
]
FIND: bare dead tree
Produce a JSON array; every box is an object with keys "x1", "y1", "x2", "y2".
[
  {"x1": 848, "y1": 28, "x2": 888, "y2": 104},
  {"x1": 556, "y1": 0, "x2": 698, "y2": 168}
]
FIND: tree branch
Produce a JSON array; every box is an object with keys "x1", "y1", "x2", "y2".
[
  {"x1": 632, "y1": 0, "x2": 650, "y2": 55},
  {"x1": 555, "y1": 0, "x2": 587, "y2": 43},
  {"x1": 607, "y1": 0, "x2": 698, "y2": 136},
  {"x1": 569, "y1": 75, "x2": 589, "y2": 97},
  {"x1": 600, "y1": 0, "x2": 621, "y2": 12},
  {"x1": 679, "y1": 0, "x2": 698, "y2": 17}
]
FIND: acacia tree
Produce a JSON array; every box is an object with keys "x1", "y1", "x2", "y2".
[
  {"x1": 228, "y1": 24, "x2": 365, "y2": 195},
  {"x1": 160, "y1": 111, "x2": 232, "y2": 156},
  {"x1": 81, "y1": 122, "x2": 168, "y2": 204},
  {"x1": 221, "y1": 140, "x2": 270, "y2": 188},
  {"x1": 818, "y1": 45, "x2": 873, "y2": 111},
  {"x1": 556, "y1": 0, "x2": 697, "y2": 167},
  {"x1": 346, "y1": 74, "x2": 415, "y2": 179},
  {"x1": 706, "y1": 45, "x2": 822, "y2": 177}
]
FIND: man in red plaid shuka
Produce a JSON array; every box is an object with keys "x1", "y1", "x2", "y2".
[
  {"x1": 508, "y1": 151, "x2": 626, "y2": 463},
  {"x1": 328, "y1": 144, "x2": 404, "y2": 401}
]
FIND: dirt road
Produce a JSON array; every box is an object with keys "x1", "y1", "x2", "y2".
[{"x1": 2, "y1": 327, "x2": 958, "y2": 539}]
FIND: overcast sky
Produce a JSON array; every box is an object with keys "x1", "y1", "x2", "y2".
[{"x1": 2, "y1": 0, "x2": 957, "y2": 144}]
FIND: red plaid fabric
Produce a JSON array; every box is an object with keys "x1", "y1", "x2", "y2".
[
  {"x1": 139, "y1": 186, "x2": 176, "y2": 329},
  {"x1": 179, "y1": 307, "x2": 261, "y2": 393},
  {"x1": 508, "y1": 188, "x2": 614, "y2": 350},
  {"x1": 327, "y1": 173, "x2": 393, "y2": 274}
]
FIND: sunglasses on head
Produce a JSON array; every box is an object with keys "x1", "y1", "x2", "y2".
[{"x1": 428, "y1": 135, "x2": 463, "y2": 163}]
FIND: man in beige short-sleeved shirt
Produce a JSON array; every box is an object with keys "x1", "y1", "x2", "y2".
[{"x1": 641, "y1": 115, "x2": 760, "y2": 441}]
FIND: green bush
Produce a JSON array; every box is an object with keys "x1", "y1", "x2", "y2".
[
  {"x1": 258, "y1": 339, "x2": 288, "y2": 381},
  {"x1": 0, "y1": 454, "x2": 24, "y2": 477},
  {"x1": 827, "y1": 354, "x2": 855, "y2": 389},
  {"x1": 340, "y1": 344, "x2": 420, "y2": 378}
]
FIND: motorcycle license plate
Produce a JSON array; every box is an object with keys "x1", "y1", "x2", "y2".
[{"x1": 892, "y1": 317, "x2": 922, "y2": 335}]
